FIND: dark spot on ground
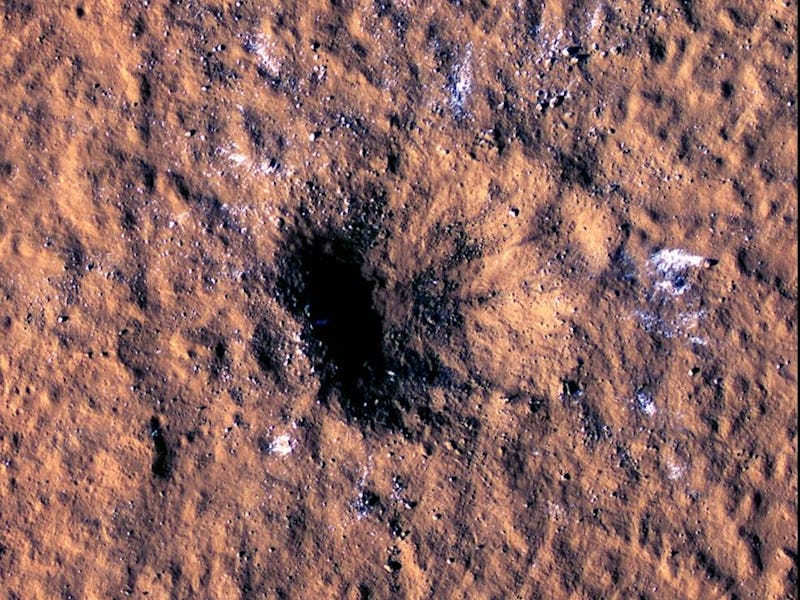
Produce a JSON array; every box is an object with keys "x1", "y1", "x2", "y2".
[
  {"x1": 353, "y1": 489, "x2": 383, "y2": 518},
  {"x1": 149, "y1": 416, "x2": 172, "y2": 480},
  {"x1": 721, "y1": 80, "x2": 734, "y2": 99},
  {"x1": 277, "y1": 231, "x2": 402, "y2": 430},
  {"x1": 648, "y1": 36, "x2": 667, "y2": 62},
  {"x1": 558, "y1": 149, "x2": 595, "y2": 189}
]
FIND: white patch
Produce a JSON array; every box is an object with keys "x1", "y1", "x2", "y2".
[
  {"x1": 589, "y1": 4, "x2": 604, "y2": 35},
  {"x1": 650, "y1": 249, "x2": 705, "y2": 277},
  {"x1": 449, "y1": 46, "x2": 473, "y2": 116},
  {"x1": 677, "y1": 310, "x2": 704, "y2": 330},
  {"x1": 246, "y1": 33, "x2": 281, "y2": 79},
  {"x1": 633, "y1": 248, "x2": 713, "y2": 343},
  {"x1": 269, "y1": 434, "x2": 294, "y2": 456},
  {"x1": 666, "y1": 461, "x2": 686, "y2": 480},
  {"x1": 635, "y1": 391, "x2": 656, "y2": 416},
  {"x1": 634, "y1": 310, "x2": 664, "y2": 335},
  {"x1": 547, "y1": 501, "x2": 566, "y2": 521},
  {"x1": 219, "y1": 143, "x2": 279, "y2": 178},
  {"x1": 227, "y1": 152, "x2": 250, "y2": 167}
]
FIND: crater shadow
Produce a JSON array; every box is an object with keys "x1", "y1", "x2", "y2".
[{"x1": 274, "y1": 232, "x2": 403, "y2": 430}]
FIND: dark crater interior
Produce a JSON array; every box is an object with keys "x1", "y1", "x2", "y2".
[
  {"x1": 274, "y1": 230, "x2": 405, "y2": 430},
  {"x1": 260, "y1": 204, "x2": 477, "y2": 435}
]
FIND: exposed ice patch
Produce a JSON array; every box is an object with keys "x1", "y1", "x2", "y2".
[
  {"x1": 650, "y1": 249, "x2": 706, "y2": 273},
  {"x1": 650, "y1": 249, "x2": 707, "y2": 296},
  {"x1": 666, "y1": 460, "x2": 686, "y2": 481},
  {"x1": 589, "y1": 4, "x2": 604, "y2": 35},
  {"x1": 227, "y1": 151, "x2": 250, "y2": 168},
  {"x1": 448, "y1": 45, "x2": 473, "y2": 118},
  {"x1": 677, "y1": 310, "x2": 704, "y2": 330},
  {"x1": 547, "y1": 501, "x2": 566, "y2": 521},
  {"x1": 218, "y1": 143, "x2": 279, "y2": 178},
  {"x1": 634, "y1": 308, "x2": 705, "y2": 340},
  {"x1": 268, "y1": 434, "x2": 294, "y2": 456},
  {"x1": 630, "y1": 247, "x2": 715, "y2": 342},
  {"x1": 243, "y1": 33, "x2": 282, "y2": 80},
  {"x1": 634, "y1": 390, "x2": 656, "y2": 416}
]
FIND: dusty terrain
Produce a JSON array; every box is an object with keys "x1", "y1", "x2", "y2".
[{"x1": 0, "y1": 0, "x2": 797, "y2": 598}]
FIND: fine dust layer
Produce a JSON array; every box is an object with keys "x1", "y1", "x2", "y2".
[{"x1": 0, "y1": 1, "x2": 796, "y2": 598}]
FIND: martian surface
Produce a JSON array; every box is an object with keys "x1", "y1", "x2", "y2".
[{"x1": 0, "y1": 0, "x2": 797, "y2": 598}]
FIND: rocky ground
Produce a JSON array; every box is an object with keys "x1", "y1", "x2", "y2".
[{"x1": 0, "y1": 0, "x2": 797, "y2": 598}]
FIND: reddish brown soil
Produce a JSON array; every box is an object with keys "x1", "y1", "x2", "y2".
[{"x1": 0, "y1": 1, "x2": 796, "y2": 598}]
